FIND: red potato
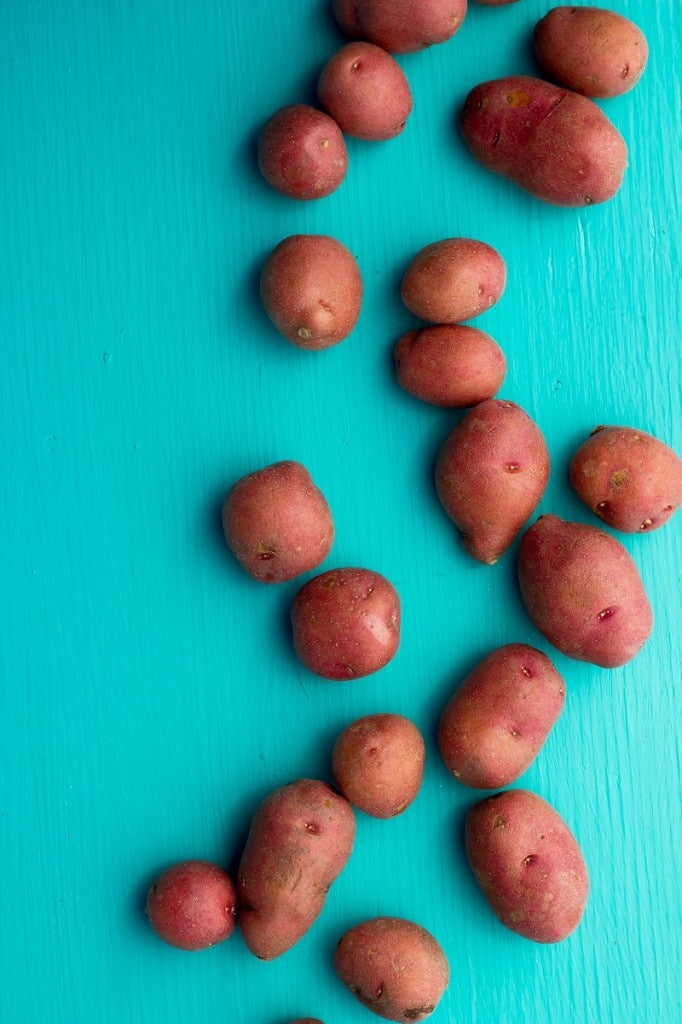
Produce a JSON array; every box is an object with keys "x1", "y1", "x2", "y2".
[
  {"x1": 258, "y1": 104, "x2": 348, "y2": 200},
  {"x1": 401, "y1": 238, "x2": 506, "y2": 323},
  {"x1": 533, "y1": 6, "x2": 648, "y2": 99},
  {"x1": 460, "y1": 75, "x2": 628, "y2": 206},
  {"x1": 222, "y1": 460, "x2": 334, "y2": 583},
  {"x1": 334, "y1": 917, "x2": 450, "y2": 1021},
  {"x1": 291, "y1": 567, "x2": 401, "y2": 680},
  {"x1": 465, "y1": 789, "x2": 589, "y2": 942},
  {"x1": 317, "y1": 42, "x2": 413, "y2": 141},
  {"x1": 238, "y1": 779, "x2": 355, "y2": 960},
  {"x1": 145, "y1": 860, "x2": 237, "y2": 951},
  {"x1": 438, "y1": 644, "x2": 565, "y2": 789},
  {"x1": 332, "y1": 713, "x2": 425, "y2": 818},
  {"x1": 569, "y1": 425, "x2": 682, "y2": 534},
  {"x1": 394, "y1": 323, "x2": 506, "y2": 407},
  {"x1": 332, "y1": 0, "x2": 467, "y2": 54},
  {"x1": 260, "y1": 235, "x2": 363, "y2": 350},
  {"x1": 435, "y1": 399, "x2": 550, "y2": 565},
  {"x1": 518, "y1": 514, "x2": 653, "y2": 667}
]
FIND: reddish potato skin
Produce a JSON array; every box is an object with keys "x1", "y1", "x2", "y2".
[
  {"x1": 435, "y1": 399, "x2": 550, "y2": 565},
  {"x1": 317, "y1": 43, "x2": 413, "y2": 141},
  {"x1": 260, "y1": 235, "x2": 363, "y2": 350},
  {"x1": 238, "y1": 779, "x2": 355, "y2": 961},
  {"x1": 518, "y1": 514, "x2": 653, "y2": 667},
  {"x1": 438, "y1": 644, "x2": 565, "y2": 789},
  {"x1": 334, "y1": 917, "x2": 450, "y2": 1021},
  {"x1": 394, "y1": 323, "x2": 506, "y2": 407},
  {"x1": 222, "y1": 461, "x2": 334, "y2": 583},
  {"x1": 332, "y1": 0, "x2": 467, "y2": 54},
  {"x1": 569, "y1": 425, "x2": 682, "y2": 533},
  {"x1": 466, "y1": 789, "x2": 589, "y2": 942},
  {"x1": 291, "y1": 568, "x2": 401, "y2": 680},
  {"x1": 258, "y1": 104, "x2": 348, "y2": 200},
  {"x1": 332, "y1": 713, "x2": 425, "y2": 818},
  {"x1": 401, "y1": 238, "x2": 506, "y2": 323},
  {"x1": 533, "y1": 7, "x2": 648, "y2": 99},
  {"x1": 145, "y1": 860, "x2": 237, "y2": 951},
  {"x1": 460, "y1": 75, "x2": 627, "y2": 206}
]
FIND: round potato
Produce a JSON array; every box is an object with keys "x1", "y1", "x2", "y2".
[
  {"x1": 401, "y1": 238, "x2": 506, "y2": 324},
  {"x1": 291, "y1": 567, "x2": 401, "y2": 680},
  {"x1": 145, "y1": 860, "x2": 237, "y2": 951},
  {"x1": 332, "y1": 0, "x2": 467, "y2": 54},
  {"x1": 394, "y1": 323, "x2": 506, "y2": 407},
  {"x1": 438, "y1": 644, "x2": 565, "y2": 789},
  {"x1": 222, "y1": 460, "x2": 334, "y2": 583},
  {"x1": 258, "y1": 104, "x2": 348, "y2": 200},
  {"x1": 533, "y1": 6, "x2": 648, "y2": 99},
  {"x1": 317, "y1": 42, "x2": 413, "y2": 141},
  {"x1": 334, "y1": 916, "x2": 449, "y2": 1021},
  {"x1": 332, "y1": 713, "x2": 425, "y2": 818},
  {"x1": 465, "y1": 789, "x2": 589, "y2": 943},
  {"x1": 260, "y1": 235, "x2": 363, "y2": 350}
]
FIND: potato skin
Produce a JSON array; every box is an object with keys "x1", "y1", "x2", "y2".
[
  {"x1": 435, "y1": 399, "x2": 550, "y2": 564},
  {"x1": 258, "y1": 104, "x2": 348, "y2": 200},
  {"x1": 288, "y1": 1019, "x2": 324, "y2": 1024},
  {"x1": 317, "y1": 42, "x2": 412, "y2": 141},
  {"x1": 466, "y1": 789, "x2": 589, "y2": 942},
  {"x1": 475, "y1": 0, "x2": 519, "y2": 6},
  {"x1": 401, "y1": 238, "x2": 506, "y2": 324},
  {"x1": 145, "y1": 860, "x2": 237, "y2": 951},
  {"x1": 394, "y1": 323, "x2": 506, "y2": 407},
  {"x1": 533, "y1": 6, "x2": 648, "y2": 99},
  {"x1": 332, "y1": 713, "x2": 425, "y2": 818},
  {"x1": 222, "y1": 461, "x2": 334, "y2": 583},
  {"x1": 569, "y1": 425, "x2": 682, "y2": 533},
  {"x1": 438, "y1": 644, "x2": 565, "y2": 789},
  {"x1": 291, "y1": 568, "x2": 401, "y2": 680},
  {"x1": 460, "y1": 75, "x2": 627, "y2": 206},
  {"x1": 237, "y1": 779, "x2": 355, "y2": 961},
  {"x1": 334, "y1": 917, "x2": 450, "y2": 1021},
  {"x1": 332, "y1": 0, "x2": 467, "y2": 54},
  {"x1": 260, "y1": 235, "x2": 363, "y2": 350},
  {"x1": 518, "y1": 514, "x2": 653, "y2": 667}
]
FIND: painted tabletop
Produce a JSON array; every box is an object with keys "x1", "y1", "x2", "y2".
[{"x1": 1, "y1": 2, "x2": 680, "y2": 1023}]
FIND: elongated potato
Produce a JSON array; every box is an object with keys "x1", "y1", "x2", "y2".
[
  {"x1": 332, "y1": 0, "x2": 467, "y2": 54},
  {"x1": 237, "y1": 779, "x2": 355, "y2": 960}
]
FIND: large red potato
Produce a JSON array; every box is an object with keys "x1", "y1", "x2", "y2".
[
  {"x1": 258, "y1": 104, "x2": 348, "y2": 200},
  {"x1": 394, "y1": 323, "x2": 506, "y2": 408},
  {"x1": 401, "y1": 237, "x2": 506, "y2": 324},
  {"x1": 332, "y1": 0, "x2": 467, "y2": 54},
  {"x1": 145, "y1": 860, "x2": 237, "y2": 951},
  {"x1": 317, "y1": 42, "x2": 413, "y2": 141}
]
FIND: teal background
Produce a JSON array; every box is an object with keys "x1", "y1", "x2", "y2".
[{"x1": 1, "y1": 1, "x2": 680, "y2": 1022}]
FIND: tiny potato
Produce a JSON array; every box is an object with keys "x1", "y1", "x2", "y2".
[
  {"x1": 258, "y1": 104, "x2": 348, "y2": 200},
  {"x1": 401, "y1": 238, "x2": 506, "y2": 324},
  {"x1": 394, "y1": 323, "x2": 506, "y2": 407},
  {"x1": 145, "y1": 860, "x2": 237, "y2": 951},
  {"x1": 317, "y1": 42, "x2": 413, "y2": 141},
  {"x1": 332, "y1": 0, "x2": 467, "y2": 54}
]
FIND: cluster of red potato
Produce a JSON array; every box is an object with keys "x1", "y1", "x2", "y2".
[{"x1": 143, "y1": 4, "x2": 681, "y2": 1023}]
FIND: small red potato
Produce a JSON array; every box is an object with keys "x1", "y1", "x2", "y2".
[
  {"x1": 291, "y1": 568, "x2": 401, "y2": 680},
  {"x1": 435, "y1": 399, "x2": 550, "y2": 565},
  {"x1": 334, "y1": 916, "x2": 450, "y2": 1021},
  {"x1": 460, "y1": 75, "x2": 628, "y2": 206},
  {"x1": 569, "y1": 425, "x2": 682, "y2": 533},
  {"x1": 238, "y1": 779, "x2": 355, "y2": 960},
  {"x1": 332, "y1": 0, "x2": 467, "y2": 54},
  {"x1": 332, "y1": 713, "x2": 425, "y2": 818},
  {"x1": 258, "y1": 104, "x2": 348, "y2": 200},
  {"x1": 533, "y1": 6, "x2": 648, "y2": 99},
  {"x1": 260, "y1": 235, "x2": 363, "y2": 350},
  {"x1": 394, "y1": 323, "x2": 506, "y2": 407},
  {"x1": 518, "y1": 514, "x2": 653, "y2": 667},
  {"x1": 465, "y1": 789, "x2": 589, "y2": 943},
  {"x1": 438, "y1": 644, "x2": 565, "y2": 789},
  {"x1": 222, "y1": 460, "x2": 334, "y2": 583},
  {"x1": 317, "y1": 42, "x2": 413, "y2": 141},
  {"x1": 145, "y1": 860, "x2": 237, "y2": 951},
  {"x1": 401, "y1": 238, "x2": 506, "y2": 324}
]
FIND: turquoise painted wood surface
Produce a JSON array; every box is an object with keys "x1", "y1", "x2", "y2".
[{"x1": 1, "y1": 2, "x2": 680, "y2": 1022}]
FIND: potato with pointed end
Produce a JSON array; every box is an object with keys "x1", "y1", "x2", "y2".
[
  {"x1": 334, "y1": 916, "x2": 450, "y2": 1021},
  {"x1": 460, "y1": 75, "x2": 627, "y2": 206},
  {"x1": 465, "y1": 789, "x2": 589, "y2": 943},
  {"x1": 435, "y1": 399, "x2": 550, "y2": 564},
  {"x1": 258, "y1": 104, "x2": 348, "y2": 200},
  {"x1": 332, "y1": 0, "x2": 467, "y2": 54},
  {"x1": 518, "y1": 514, "x2": 653, "y2": 667},
  {"x1": 394, "y1": 323, "x2": 506, "y2": 408},
  {"x1": 439, "y1": 644, "x2": 565, "y2": 789},
  {"x1": 317, "y1": 42, "x2": 413, "y2": 141},
  {"x1": 145, "y1": 860, "x2": 238, "y2": 951},
  {"x1": 401, "y1": 237, "x2": 506, "y2": 324},
  {"x1": 569, "y1": 425, "x2": 682, "y2": 533},
  {"x1": 238, "y1": 779, "x2": 355, "y2": 960}
]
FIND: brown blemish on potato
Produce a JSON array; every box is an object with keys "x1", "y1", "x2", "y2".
[
  {"x1": 320, "y1": 138, "x2": 330, "y2": 149},
  {"x1": 621, "y1": 64, "x2": 630, "y2": 79},
  {"x1": 639, "y1": 518, "x2": 653, "y2": 530},
  {"x1": 297, "y1": 326, "x2": 312, "y2": 339},
  {"x1": 611, "y1": 470, "x2": 628, "y2": 487},
  {"x1": 493, "y1": 814, "x2": 506, "y2": 828},
  {"x1": 505, "y1": 90, "x2": 531, "y2": 106},
  {"x1": 404, "y1": 1007, "x2": 436, "y2": 1021}
]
